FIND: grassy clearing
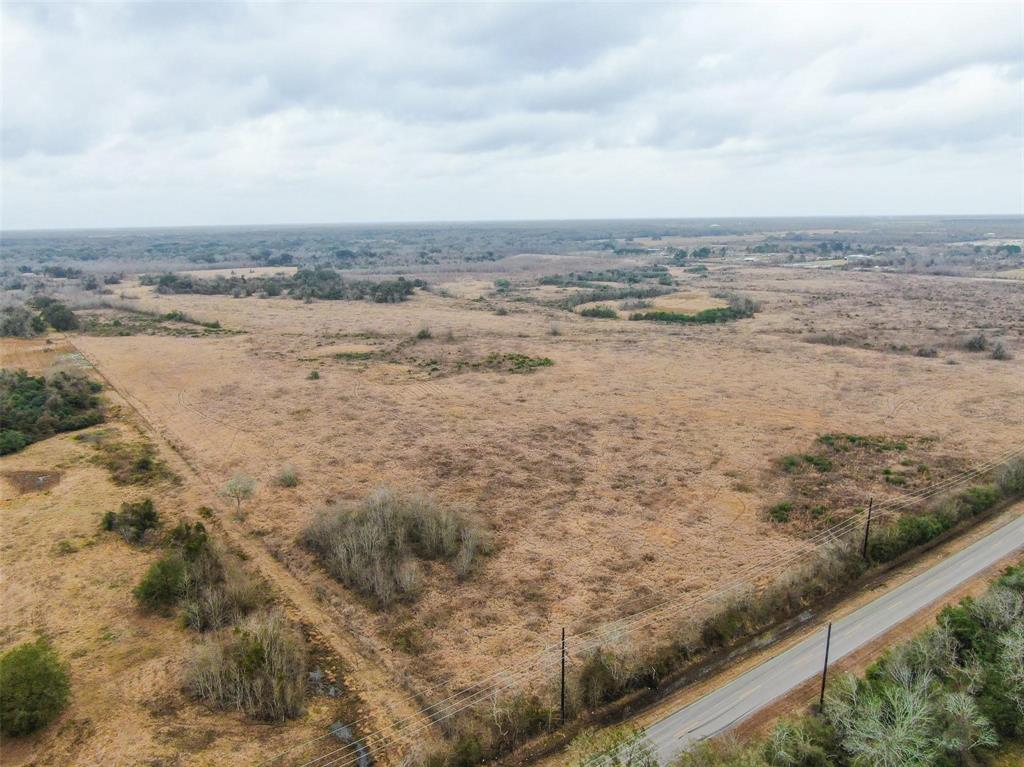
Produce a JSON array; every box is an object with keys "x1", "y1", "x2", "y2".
[{"x1": 302, "y1": 488, "x2": 489, "y2": 608}]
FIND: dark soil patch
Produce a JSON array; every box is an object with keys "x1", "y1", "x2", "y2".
[{"x1": 2, "y1": 470, "x2": 63, "y2": 494}]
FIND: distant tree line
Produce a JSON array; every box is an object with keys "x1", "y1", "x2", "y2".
[{"x1": 141, "y1": 267, "x2": 425, "y2": 303}]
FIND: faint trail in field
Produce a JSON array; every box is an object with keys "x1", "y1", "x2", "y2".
[{"x1": 67, "y1": 340, "x2": 432, "y2": 759}]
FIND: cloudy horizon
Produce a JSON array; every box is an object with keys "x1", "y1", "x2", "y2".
[{"x1": 2, "y1": 1, "x2": 1022, "y2": 231}]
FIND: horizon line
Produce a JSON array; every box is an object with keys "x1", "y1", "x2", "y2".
[{"x1": 3, "y1": 211, "x2": 1023, "y2": 236}]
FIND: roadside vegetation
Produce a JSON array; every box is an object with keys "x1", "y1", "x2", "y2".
[
  {"x1": 302, "y1": 488, "x2": 490, "y2": 608},
  {"x1": 670, "y1": 562, "x2": 1024, "y2": 767},
  {"x1": 427, "y1": 457, "x2": 1024, "y2": 767},
  {"x1": 0, "y1": 368, "x2": 104, "y2": 455}
]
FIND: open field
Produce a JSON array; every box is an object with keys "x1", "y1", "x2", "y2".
[
  {"x1": 3, "y1": 218, "x2": 1023, "y2": 764},
  {"x1": 67, "y1": 263, "x2": 1023, "y2": 701}
]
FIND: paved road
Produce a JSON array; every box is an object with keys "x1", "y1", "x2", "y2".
[{"x1": 645, "y1": 513, "x2": 1024, "y2": 765}]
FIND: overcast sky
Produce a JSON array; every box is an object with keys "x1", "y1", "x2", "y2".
[{"x1": 2, "y1": 2, "x2": 1021, "y2": 230}]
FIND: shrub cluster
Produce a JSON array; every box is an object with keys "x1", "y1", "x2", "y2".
[
  {"x1": 481, "y1": 353, "x2": 554, "y2": 373},
  {"x1": 143, "y1": 268, "x2": 425, "y2": 303},
  {"x1": 302, "y1": 488, "x2": 489, "y2": 608},
  {"x1": 185, "y1": 610, "x2": 307, "y2": 721},
  {"x1": 558, "y1": 285, "x2": 674, "y2": 311},
  {"x1": 0, "y1": 640, "x2": 70, "y2": 737},
  {"x1": 0, "y1": 369, "x2": 104, "y2": 455},
  {"x1": 630, "y1": 306, "x2": 753, "y2": 324},
  {"x1": 101, "y1": 498, "x2": 160, "y2": 543},
  {"x1": 0, "y1": 299, "x2": 80, "y2": 338},
  {"x1": 867, "y1": 461, "x2": 1023, "y2": 563},
  {"x1": 90, "y1": 438, "x2": 174, "y2": 485},
  {"x1": 579, "y1": 305, "x2": 619, "y2": 319},
  {"x1": 134, "y1": 521, "x2": 263, "y2": 629}
]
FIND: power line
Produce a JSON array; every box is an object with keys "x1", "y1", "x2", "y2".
[{"x1": 272, "y1": 446, "x2": 1023, "y2": 767}]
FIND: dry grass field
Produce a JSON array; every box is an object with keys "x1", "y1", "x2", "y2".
[
  {"x1": 63, "y1": 264, "x2": 1023, "y2": 701},
  {"x1": 4, "y1": 247, "x2": 1022, "y2": 764},
  {"x1": 0, "y1": 341, "x2": 335, "y2": 767}
]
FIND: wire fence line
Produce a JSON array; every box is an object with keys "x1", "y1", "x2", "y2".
[{"x1": 267, "y1": 445, "x2": 1024, "y2": 767}]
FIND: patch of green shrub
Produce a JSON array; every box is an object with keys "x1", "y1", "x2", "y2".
[
  {"x1": 991, "y1": 342, "x2": 1012, "y2": 360},
  {"x1": 134, "y1": 554, "x2": 186, "y2": 613},
  {"x1": 39, "y1": 301, "x2": 79, "y2": 331},
  {"x1": 101, "y1": 498, "x2": 160, "y2": 543},
  {"x1": 482, "y1": 353, "x2": 553, "y2": 373},
  {"x1": 630, "y1": 306, "x2": 752, "y2": 324},
  {"x1": 580, "y1": 305, "x2": 618, "y2": 319},
  {"x1": 964, "y1": 333, "x2": 988, "y2": 352},
  {"x1": 768, "y1": 502, "x2": 793, "y2": 522},
  {"x1": 0, "y1": 307, "x2": 46, "y2": 338},
  {"x1": 958, "y1": 484, "x2": 999, "y2": 515},
  {"x1": 0, "y1": 640, "x2": 70, "y2": 737},
  {"x1": 275, "y1": 464, "x2": 299, "y2": 488},
  {"x1": 0, "y1": 369, "x2": 104, "y2": 455},
  {"x1": 90, "y1": 438, "x2": 175, "y2": 485}
]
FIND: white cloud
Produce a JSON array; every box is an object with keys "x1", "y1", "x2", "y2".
[{"x1": 1, "y1": 1, "x2": 1021, "y2": 229}]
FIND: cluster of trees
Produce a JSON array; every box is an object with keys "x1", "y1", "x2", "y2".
[
  {"x1": 0, "y1": 369, "x2": 104, "y2": 455},
  {"x1": 667, "y1": 246, "x2": 715, "y2": 264},
  {"x1": 142, "y1": 268, "x2": 425, "y2": 303},
  {"x1": 1, "y1": 298, "x2": 79, "y2": 337},
  {"x1": 540, "y1": 266, "x2": 671, "y2": 288}
]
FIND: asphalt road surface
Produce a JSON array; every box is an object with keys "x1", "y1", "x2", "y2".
[{"x1": 644, "y1": 512, "x2": 1024, "y2": 765}]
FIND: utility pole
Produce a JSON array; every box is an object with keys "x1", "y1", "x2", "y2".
[
  {"x1": 819, "y1": 621, "x2": 833, "y2": 709},
  {"x1": 560, "y1": 627, "x2": 566, "y2": 725},
  {"x1": 861, "y1": 498, "x2": 874, "y2": 560}
]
